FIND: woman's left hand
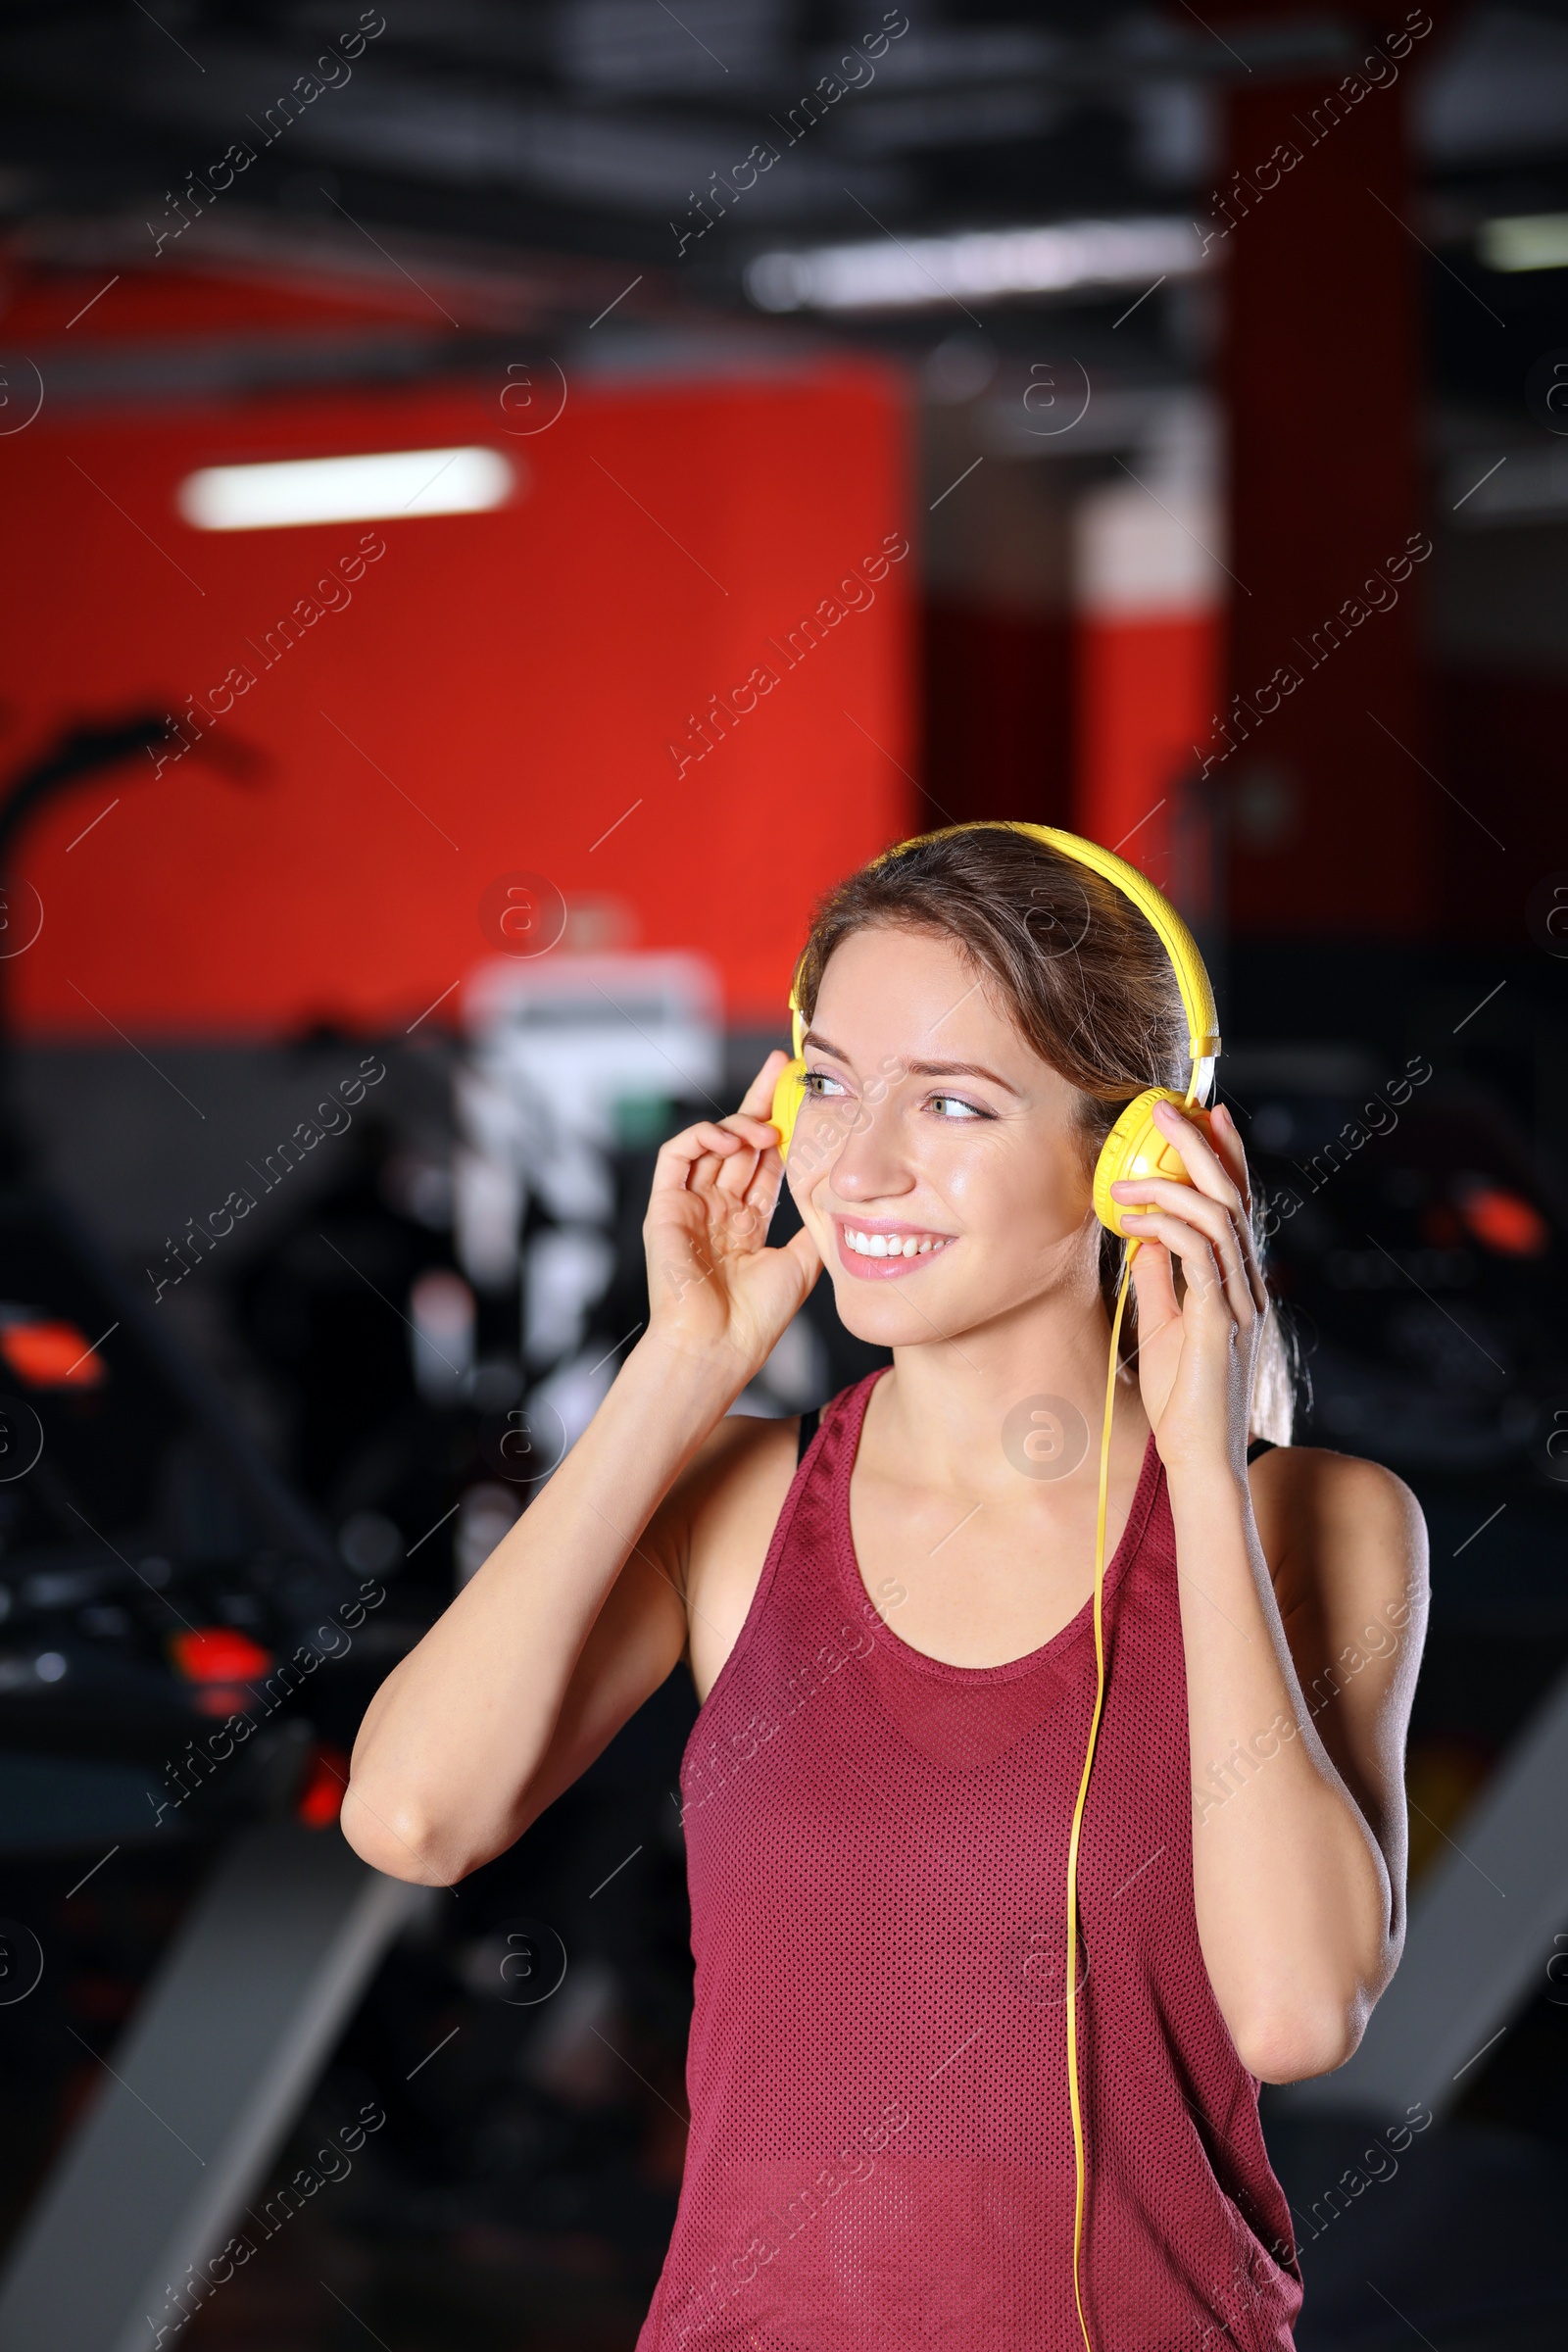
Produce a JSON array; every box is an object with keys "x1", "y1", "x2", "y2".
[{"x1": 1108, "y1": 1100, "x2": 1268, "y2": 1480}]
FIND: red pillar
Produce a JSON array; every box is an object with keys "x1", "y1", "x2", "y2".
[
  {"x1": 1072, "y1": 431, "x2": 1223, "y2": 887},
  {"x1": 1215, "y1": 22, "x2": 1431, "y2": 937}
]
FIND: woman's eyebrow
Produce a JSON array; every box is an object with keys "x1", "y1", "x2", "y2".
[
  {"x1": 907, "y1": 1057, "x2": 1022, "y2": 1097},
  {"x1": 802, "y1": 1033, "x2": 1022, "y2": 1098}
]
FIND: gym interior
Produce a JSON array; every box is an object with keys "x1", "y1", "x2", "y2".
[{"x1": 0, "y1": 4, "x2": 1566, "y2": 2347}]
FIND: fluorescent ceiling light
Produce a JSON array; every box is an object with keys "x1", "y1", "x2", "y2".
[
  {"x1": 745, "y1": 218, "x2": 1202, "y2": 314},
  {"x1": 177, "y1": 446, "x2": 516, "y2": 531},
  {"x1": 1478, "y1": 212, "x2": 1568, "y2": 271}
]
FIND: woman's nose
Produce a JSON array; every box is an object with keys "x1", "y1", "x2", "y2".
[{"x1": 827, "y1": 1088, "x2": 913, "y2": 1200}]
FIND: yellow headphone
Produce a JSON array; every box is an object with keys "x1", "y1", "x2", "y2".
[
  {"x1": 767, "y1": 820, "x2": 1222, "y2": 2352},
  {"x1": 769, "y1": 819, "x2": 1220, "y2": 1227}
]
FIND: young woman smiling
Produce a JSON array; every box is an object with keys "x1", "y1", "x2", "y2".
[{"x1": 344, "y1": 826, "x2": 1428, "y2": 2350}]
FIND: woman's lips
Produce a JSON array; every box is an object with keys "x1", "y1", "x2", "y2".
[{"x1": 832, "y1": 1219, "x2": 956, "y2": 1281}]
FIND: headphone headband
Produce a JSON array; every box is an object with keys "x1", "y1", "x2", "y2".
[{"x1": 787, "y1": 820, "x2": 1220, "y2": 1101}]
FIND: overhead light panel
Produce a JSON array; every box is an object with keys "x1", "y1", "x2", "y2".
[
  {"x1": 1478, "y1": 213, "x2": 1568, "y2": 272},
  {"x1": 745, "y1": 219, "x2": 1202, "y2": 314},
  {"x1": 177, "y1": 446, "x2": 517, "y2": 531}
]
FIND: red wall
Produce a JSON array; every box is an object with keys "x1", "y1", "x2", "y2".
[
  {"x1": 1074, "y1": 615, "x2": 1218, "y2": 882},
  {"x1": 0, "y1": 355, "x2": 913, "y2": 1037}
]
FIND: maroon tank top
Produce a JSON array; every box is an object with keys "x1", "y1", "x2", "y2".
[{"x1": 639, "y1": 1371, "x2": 1302, "y2": 2352}]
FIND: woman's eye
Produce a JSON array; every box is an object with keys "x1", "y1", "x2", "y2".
[
  {"x1": 803, "y1": 1070, "x2": 848, "y2": 1098},
  {"x1": 928, "y1": 1094, "x2": 986, "y2": 1120}
]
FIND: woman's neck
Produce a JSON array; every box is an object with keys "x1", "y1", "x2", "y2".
[{"x1": 869, "y1": 1277, "x2": 1148, "y2": 1504}]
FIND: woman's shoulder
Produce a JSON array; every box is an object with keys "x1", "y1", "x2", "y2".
[
  {"x1": 1248, "y1": 1443, "x2": 1430, "y2": 1624},
  {"x1": 1249, "y1": 1440, "x2": 1425, "y2": 1526}
]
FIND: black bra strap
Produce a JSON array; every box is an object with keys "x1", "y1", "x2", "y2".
[
  {"x1": 1247, "y1": 1437, "x2": 1277, "y2": 1464},
  {"x1": 796, "y1": 1405, "x2": 821, "y2": 1465}
]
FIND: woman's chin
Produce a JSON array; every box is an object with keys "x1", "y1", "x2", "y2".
[{"x1": 828, "y1": 1266, "x2": 964, "y2": 1347}]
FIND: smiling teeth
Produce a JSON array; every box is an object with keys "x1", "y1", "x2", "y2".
[{"x1": 845, "y1": 1230, "x2": 950, "y2": 1258}]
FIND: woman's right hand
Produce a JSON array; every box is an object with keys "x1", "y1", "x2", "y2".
[
  {"x1": 346, "y1": 1056, "x2": 825, "y2": 1887},
  {"x1": 644, "y1": 1049, "x2": 822, "y2": 1384}
]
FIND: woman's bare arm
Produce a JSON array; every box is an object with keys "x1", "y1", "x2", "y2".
[
  {"x1": 434, "y1": 1409, "x2": 800, "y2": 1843},
  {"x1": 1111, "y1": 1100, "x2": 1429, "y2": 2083},
  {"x1": 1251, "y1": 1445, "x2": 1429, "y2": 1950},
  {"x1": 340, "y1": 1054, "x2": 819, "y2": 1886},
  {"x1": 1178, "y1": 1445, "x2": 1428, "y2": 2082},
  {"x1": 340, "y1": 1339, "x2": 738, "y2": 1884}
]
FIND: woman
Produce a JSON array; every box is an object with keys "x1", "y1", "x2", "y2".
[{"x1": 344, "y1": 825, "x2": 1428, "y2": 2350}]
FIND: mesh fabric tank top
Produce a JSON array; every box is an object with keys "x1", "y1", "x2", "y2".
[{"x1": 638, "y1": 1371, "x2": 1302, "y2": 2352}]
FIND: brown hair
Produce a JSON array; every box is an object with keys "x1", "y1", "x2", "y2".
[{"x1": 795, "y1": 824, "x2": 1295, "y2": 1443}]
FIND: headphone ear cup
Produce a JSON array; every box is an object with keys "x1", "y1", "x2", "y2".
[
  {"x1": 1092, "y1": 1088, "x2": 1213, "y2": 1238},
  {"x1": 770, "y1": 1056, "x2": 806, "y2": 1163}
]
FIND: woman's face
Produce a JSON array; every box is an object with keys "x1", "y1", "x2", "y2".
[{"x1": 787, "y1": 924, "x2": 1101, "y2": 1348}]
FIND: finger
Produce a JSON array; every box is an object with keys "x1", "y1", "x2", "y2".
[
  {"x1": 1116, "y1": 1156, "x2": 1268, "y2": 1316},
  {"x1": 1150, "y1": 1102, "x2": 1245, "y2": 1213},
  {"x1": 1114, "y1": 1206, "x2": 1247, "y2": 1322},
  {"x1": 738, "y1": 1133, "x2": 788, "y2": 1224},
  {"x1": 1208, "y1": 1102, "x2": 1253, "y2": 1212},
  {"x1": 1130, "y1": 1217, "x2": 1229, "y2": 1320},
  {"x1": 1203, "y1": 1106, "x2": 1266, "y2": 1305},
  {"x1": 738, "y1": 1049, "x2": 791, "y2": 1122},
  {"x1": 1157, "y1": 1218, "x2": 1254, "y2": 1325},
  {"x1": 1111, "y1": 1176, "x2": 1252, "y2": 1283},
  {"x1": 689, "y1": 1132, "x2": 751, "y2": 1206},
  {"x1": 650, "y1": 1120, "x2": 749, "y2": 1200},
  {"x1": 1126, "y1": 1228, "x2": 1180, "y2": 1348},
  {"x1": 720, "y1": 1113, "x2": 784, "y2": 1163},
  {"x1": 783, "y1": 1221, "x2": 825, "y2": 1288},
  {"x1": 710, "y1": 1117, "x2": 781, "y2": 1204},
  {"x1": 653, "y1": 1118, "x2": 747, "y2": 1170},
  {"x1": 714, "y1": 1140, "x2": 763, "y2": 1203},
  {"x1": 710, "y1": 1112, "x2": 784, "y2": 1198},
  {"x1": 1133, "y1": 1120, "x2": 1264, "y2": 1310},
  {"x1": 1111, "y1": 1175, "x2": 1241, "y2": 1234}
]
